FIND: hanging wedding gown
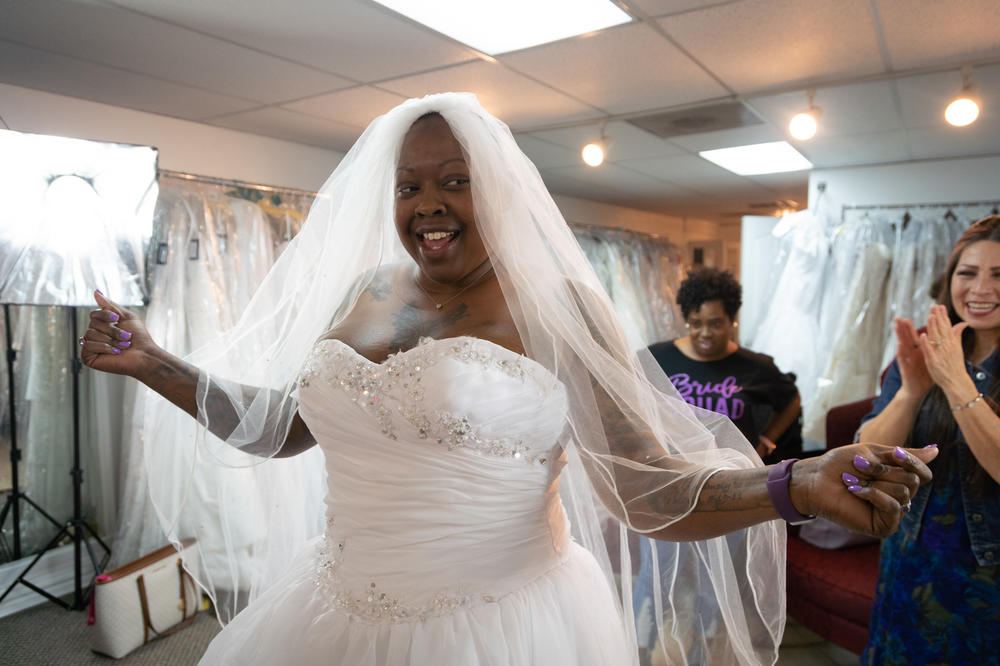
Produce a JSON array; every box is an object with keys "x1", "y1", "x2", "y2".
[
  {"x1": 749, "y1": 208, "x2": 830, "y2": 415},
  {"x1": 199, "y1": 336, "x2": 631, "y2": 665}
]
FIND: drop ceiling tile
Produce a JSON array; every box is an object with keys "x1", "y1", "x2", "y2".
[
  {"x1": 377, "y1": 61, "x2": 602, "y2": 130},
  {"x1": 796, "y1": 129, "x2": 910, "y2": 168},
  {"x1": 667, "y1": 122, "x2": 783, "y2": 152},
  {"x1": 876, "y1": 0, "x2": 1000, "y2": 70},
  {"x1": 0, "y1": 39, "x2": 255, "y2": 120},
  {"x1": 617, "y1": 154, "x2": 774, "y2": 194},
  {"x1": 1, "y1": 0, "x2": 353, "y2": 104},
  {"x1": 747, "y1": 80, "x2": 902, "y2": 137},
  {"x1": 658, "y1": 0, "x2": 884, "y2": 93},
  {"x1": 546, "y1": 163, "x2": 695, "y2": 197},
  {"x1": 282, "y1": 86, "x2": 408, "y2": 129},
  {"x1": 528, "y1": 121, "x2": 688, "y2": 161},
  {"x1": 895, "y1": 63, "x2": 1000, "y2": 129},
  {"x1": 627, "y1": 0, "x2": 742, "y2": 19},
  {"x1": 108, "y1": 0, "x2": 480, "y2": 82},
  {"x1": 906, "y1": 116, "x2": 1000, "y2": 161},
  {"x1": 208, "y1": 106, "x2": 363, "y2": 152},
  {"x1": 513, "y1": 134, "x2": 581, "y2": 169},
  {"x1": 499, "y1": 23, "x2": 727, "y2": 114}
]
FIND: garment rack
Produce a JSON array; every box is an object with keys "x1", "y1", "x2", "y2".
[
  {"x1": 158, "y1": 169, "x2": 320, "y2": 199},
  {"x1": 841, "y1": 200, "x2": 1000, "y2": 222}
]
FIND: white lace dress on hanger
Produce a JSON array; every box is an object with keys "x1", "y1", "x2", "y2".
[{"x1": 198, "y1": 336, "x2": 632, "y2": 666}]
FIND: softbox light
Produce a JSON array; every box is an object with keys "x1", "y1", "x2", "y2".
[{"x1": 0, "y1": 130, "x2": 157, "y2": 307}]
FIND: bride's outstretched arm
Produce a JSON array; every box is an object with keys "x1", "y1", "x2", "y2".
[
  {"x1": 587, "y1": 383, "x2": 937, "y2": 541},
  {"x1": 563, "y1": 280, "x2": 936, "y2": 541},
  {"x1": 80, "y1": 291, "x2": 316, "y2": 457}
]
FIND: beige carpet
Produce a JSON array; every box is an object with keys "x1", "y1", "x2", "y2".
[{"x1": 0, "y1": 597, "x2": 220, "y2": 665}]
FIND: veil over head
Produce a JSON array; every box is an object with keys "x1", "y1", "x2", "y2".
[{"x1": 143, "y1": 92, "x2": 784, "y2": 665}]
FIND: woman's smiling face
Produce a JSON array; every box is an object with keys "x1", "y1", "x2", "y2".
[
  {"x1": 950, "y1": 239, "x2": 1000, "y2": 331},
  {"x1": 394, "y1": 113, "x2": 489, "y2": 284}
]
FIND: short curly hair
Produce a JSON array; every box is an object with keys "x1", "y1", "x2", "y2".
[{"x1": 676, "y1": 267, "x2": 742, "y2": 320}]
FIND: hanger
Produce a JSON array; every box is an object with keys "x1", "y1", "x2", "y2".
[
  {"x1": 944, "y1": 208, "x2": 957, "y2": 222},
  {"x1": 256, "y1": 200, "x2": 304, "y2": 223}
]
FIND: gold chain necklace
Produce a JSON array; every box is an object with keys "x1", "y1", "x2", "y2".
[{"x1": 414, "y1": 264, "x2": 494, "y2": 310}]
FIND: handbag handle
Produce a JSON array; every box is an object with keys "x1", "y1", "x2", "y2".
[{"x1": 136, "y1": 558, "x2": 198, "y2": 645}]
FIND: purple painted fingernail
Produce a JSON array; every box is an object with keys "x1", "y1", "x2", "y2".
[
  {"x1": 96, "y1": 289, "x2": 103, "y2": 296},
  {"x1": 848, "y1": 485, "x2": 863, "y2": 493},
  {"x1": 108, "y1": 313, "x2": 119, "y2": 322},
  {"x1": 923, "y1": 443, "x2": 938, "y2": 449},
  {"x1": 853, "y1": 455, "x2": 871, "y2": 470},
  {"x1": 119, "y1": 330, "x2": 132, "y2": 341},
  {"x1": 894, "y1": 446, "x2": 907, "y2": 460},
  {"x1": 842, "y1": 472, "x2": 859, "y2": 485},
  {"x1": 111, "y1": 347, "x2": 120, "y2": 355},
  {"x1": 117, "y1": 341, "x2": 130, "y2": 349}
]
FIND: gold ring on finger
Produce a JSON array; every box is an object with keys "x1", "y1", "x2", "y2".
[{"x1": 930, "y1": 339, "x2": 943, "y2": 347}]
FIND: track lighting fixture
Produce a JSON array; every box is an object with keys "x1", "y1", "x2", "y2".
[
  {"x1": 581, "y1": 122, "x2": 611, "y2": 167},
  {"x1": 788, "y1": 89, "x2": 821, "y2": 141},
  {"x1": 945, "y1": 66, "x2": 980, "y2": 127}
]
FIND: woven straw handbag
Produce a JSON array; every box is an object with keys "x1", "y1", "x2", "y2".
[{"x1": 89, "y1": 538, "x2": 201, "y2": 659}]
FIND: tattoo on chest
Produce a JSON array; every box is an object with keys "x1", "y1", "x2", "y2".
[
  {"x1": 388, "y1": 303, "x2": 469, "y2": 352},
  {"x1": 366, "y1": 274, "x2": 391, "y2": 302}
]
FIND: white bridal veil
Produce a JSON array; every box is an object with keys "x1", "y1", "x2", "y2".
[{"x1": 143, "y1": 93, "x2": 784, "y2": 665}]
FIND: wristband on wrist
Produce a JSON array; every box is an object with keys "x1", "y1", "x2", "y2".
[{"x1": 767, "y1": 458, "x2": 816, "y2": 525}]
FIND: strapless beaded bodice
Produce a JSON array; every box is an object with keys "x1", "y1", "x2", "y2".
[{"x1": 295, "y1": 336, "x2": 571, "y2": 623}]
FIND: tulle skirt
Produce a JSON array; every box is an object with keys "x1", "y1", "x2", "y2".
[{"x1": 199, "y1": 537, "x2": 633, "y2": 665}]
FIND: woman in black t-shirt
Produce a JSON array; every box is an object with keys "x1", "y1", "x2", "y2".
[
  {"x1": 634, "y1": 267, "x2": 802, "y2": 666},
  {"x1": 651, "y1": 267, "x2": 801, "y2": 459}
]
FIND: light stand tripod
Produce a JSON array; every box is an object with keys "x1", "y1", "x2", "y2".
[
  {"x1": 0, "y1": 306, "x2": 111, "y2": 610},
  {"x1": 0, "y1": 128, "x2": 157, "y2": 612},
  {"x1": 0, "y1": 304, "x2": 64, "y2": 561}
]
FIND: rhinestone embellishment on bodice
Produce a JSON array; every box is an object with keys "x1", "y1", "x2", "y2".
[
  {"x1": 314, "y1": 517, "x2": 500, "y2": 623},
  {"x1": 297, "y1": 337, "x2": 553, "y2": 465}
]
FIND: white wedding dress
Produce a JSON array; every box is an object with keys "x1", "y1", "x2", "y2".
[{"x1": 199, "y1": 336, "x2": 634, "y2": 665}]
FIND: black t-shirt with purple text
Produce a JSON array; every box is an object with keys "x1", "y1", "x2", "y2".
[{"x1": 648, "y1": 340, "x2": 799, "y2": 446}]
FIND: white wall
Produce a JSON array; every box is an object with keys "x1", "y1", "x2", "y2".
[
  {"x1": 554, "y1": 193, "x2": 725, "y2": 254},
  {"x1": 808, "y1": 155, "x2": 1000, "y2": 210},
  {"x1": 0, "y1": 83, "x2": 341, "y2": 191}
]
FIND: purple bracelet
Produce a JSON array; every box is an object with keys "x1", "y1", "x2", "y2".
[{"x1": 767, "y1": 458, "x2": 815, "y2": 525}]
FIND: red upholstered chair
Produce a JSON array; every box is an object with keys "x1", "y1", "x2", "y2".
[{"x1": 785, "y1": 396, "x2": 880, "y2": 655}]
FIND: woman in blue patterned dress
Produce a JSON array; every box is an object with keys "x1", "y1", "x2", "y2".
[{"x1": 858, "y1": 215, "x2": 1000, "y2": 665}]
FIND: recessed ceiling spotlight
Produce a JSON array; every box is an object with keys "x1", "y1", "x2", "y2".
[
  {"x1": 582, "y1": 122, "x2": 611, "y2": 167},
  {"x1": 945, "y1": 66, "x2": 981, "y2": 127},
  {"x1": 789, "y1": 89, "x2": 821, "y2": 141}
]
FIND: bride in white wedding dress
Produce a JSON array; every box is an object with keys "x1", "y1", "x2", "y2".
[{"x1": 80, "y1": 94, "x2": 935, "y2": 666}]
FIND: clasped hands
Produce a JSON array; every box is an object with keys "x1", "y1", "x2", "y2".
[{"x1": 791, "y1": 443, "x2": 936, "y2": 539}]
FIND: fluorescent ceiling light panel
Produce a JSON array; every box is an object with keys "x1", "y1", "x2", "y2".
[
  {"x1": 372, "y1": 0, "x2": 631, "y2": 55},
  {"x1": 699, "y1": 141, "x2": 813, "y2": 175}
]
